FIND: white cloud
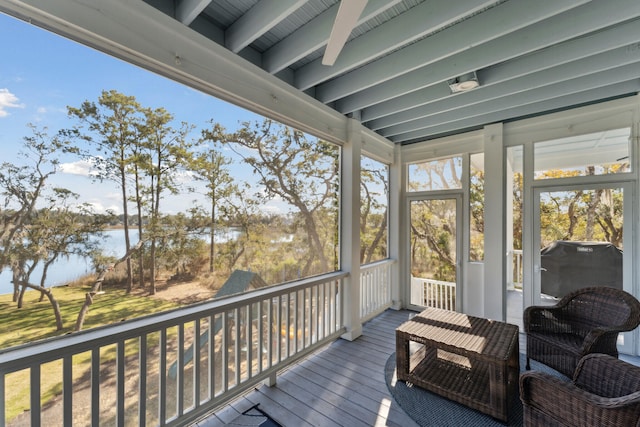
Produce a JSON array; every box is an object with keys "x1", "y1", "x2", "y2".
[
  {"x1": 59, "y1": 159, "x2": 98, "y2": 177},
  {"x1": 0, "y1": 88, "x2": 24, "y2": 117},
  {"x1": 261, "y1": 202, "x2": 284, "y2": 215},
  {"x1": 85, "y1": 200, "x2": 121, "y2": 215},
  {"x1": 173, "y1": 170, "x2": 194, "y2": 184}
]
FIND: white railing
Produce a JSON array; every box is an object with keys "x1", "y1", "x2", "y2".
[
  {"x1": 359, "y1": 259, "x2": 395, "y2": 322},
  {"x1": 411, "y1": 277, "x2": 456, "y2": 310},
  {"x1": 0, "y1": 272, "x2": 346, "y2": 427}
]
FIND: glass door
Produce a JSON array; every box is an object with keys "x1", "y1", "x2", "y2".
[
  {"x1": 408, "y1": 195, "x2": 462, "y2": 311},
  {"x1": 533, "y1": 183, "x2": 633, "y2": 352}
]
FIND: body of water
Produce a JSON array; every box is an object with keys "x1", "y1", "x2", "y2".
[{"x1": 0, "y1": 228, "x2": 240, "y2": 295}]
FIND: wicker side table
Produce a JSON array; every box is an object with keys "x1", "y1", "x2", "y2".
[{"x1": 396, "y1": 308, "x2": 519, "y2": 422}]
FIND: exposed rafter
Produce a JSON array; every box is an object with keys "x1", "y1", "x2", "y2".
[
  {"x1": 225, "y1": 0, "x2": 308, "y2": 53},
  {"x1": 3, "y1": 0, "x2": 638, "y2": 145}
]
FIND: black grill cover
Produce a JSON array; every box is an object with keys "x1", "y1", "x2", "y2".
[{"x1": 540, "y1": 241, "x2": 622, "y2": 298}]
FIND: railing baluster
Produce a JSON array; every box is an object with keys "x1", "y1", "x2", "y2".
[
  {"x1": 323, "y1": 282, "x2": 328, "y2": 336},
  {"x1": 246, "y1": 304, "x2": 253, "y2": 380},
  {"x1": 276, "y1": 296, "x2": 282, "y2": 364},
  {"x1": 0, "y1": 370, "x2": 5, "y2": 427},
  {"x1": 234, "y1": 308, "x2": 240, "y2": 387},
  {"x1": 30, "y1": 365, "x2": 40, "y2": 427},
  {"x1": 304, "y1": 288, "x2": 309, "y2": 348},
  {"x1": 331, "y1": 280, "x2": 337, "y2": 332},
  {"x1": 207, "y1": 314, "x2": 214, "y2": 402},
  {"x1": 313, "y1": 286, "x2": 318, "y2": 343},
  {"x1": 194, "y1": 318, "x2": 201, "y2": 409},
  {"x1": 337, "y1": 279, "x2": 343, "y2": 330},
  {"x1": 159, "y1": 328, "x2": 167, "y2": 425},
  {"x1": 285, "y1": 294, "x2": 291, "y2": 359},
  {"x1": 221, "y1": 311, "x2": 228, "y2": 394},
  {"x1": 293, "y1": 292, "x2": 298, "y2": 355},
  {"x1": 328, "y1": 282, "x2": 332, "y2": 336},
  {"x1": 266, "y1": 300, "x2": 273, "y2": 369},
  {"x1": 91, "y1": 347, "x2": 100, "y2": 426},
  {"x1": 257, "y1": 302, "x2": 263, "y2": 374},
  {"x1": 139, "y1": 334, "x2": 147, "y2": 426},
  {"x1": 117, "y1": 340, "x2": 125, "y2": 427},
  {"x1": 177, "y1": 323, "x2": 184, "y2": 417},
  {"x1": 63, "y1": 355, "x2": 72, "y2": 426}
]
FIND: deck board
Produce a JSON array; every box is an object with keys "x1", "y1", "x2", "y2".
[
  {"x1": 195, "y1": 308, "x2": 640, "y2": 426},
  {"x1": 195, "y1": 309, "x2": 419, "y2": 427}
]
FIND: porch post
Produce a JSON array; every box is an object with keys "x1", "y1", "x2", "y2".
[
  {"x1": 341, "y1": 118, "x2": 363, "y2": 341},
  {"x1": 483, "y1": 123, "x2": 506, "y2": 320},
  {"x1": 389, "y1": 143, "x2": 403, "y2": 310}
]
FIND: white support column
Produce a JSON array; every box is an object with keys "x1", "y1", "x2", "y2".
[
  {"x1": 341, "y1": 119, "x2": 363, "y2": 341},
  {"x1": 505, "y1": 156, "x2": 515, "y2": 290},
  {"x1": 389, "y1": 143, "x2": 403, "y2": 310},
  {"x1": 631, "y1": 93, "x2": 640, "y2": 356},
  {"x1": 483, "y1": 123, "x2": 506, "y2": 320}
]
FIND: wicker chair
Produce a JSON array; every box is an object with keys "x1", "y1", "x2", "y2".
[
  {"x1": 524, "y1": 286, "x2": 640, "y2": 377},
  {"x1": 520, "y1": 353, "x2": 640, "y2": 427}
]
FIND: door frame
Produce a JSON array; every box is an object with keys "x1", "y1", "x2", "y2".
[
  {"x1": 530, "y1": 180, "x2": 634, "y2": 353},
  {"x1": 405, "y1": 191, "x2": 464, "y2": 312}
]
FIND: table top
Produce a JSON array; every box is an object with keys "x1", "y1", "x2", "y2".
[{"x1": 396, "y1": 307, "x2": 519, "y2": 360}]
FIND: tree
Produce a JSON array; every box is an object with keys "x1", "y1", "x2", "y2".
[
  {"x1": 75, "y1": 241, "x2": 143, "y2": 332},
  {"x1": 360, "y1": 163, "x2": 388, "y2": 264},
  {"x1": 0, "y1": 126, "x2": 108, "y2": 330},
  {"x1": 0, "y1": 126, "x2": 72, "y2": 300},
  {"x1": 0, "y1": 126, "x2": 60, "y2": 302},
  {"x1": 203, "y1": 119, "x2": 340, "y2": 278},
  {"x1": 19, "y1": 189, "x2": 109, "y2": 305},
  {"x1": 157, "y1": 211, "x2": 207, "y2": 278},
  {"x1": 67, "y1": 90, "x2": 144, "y2": 293},
  {"x1": 190, "y1": 131, "x2": 236, "y2": 273},
  {"x1": 217, "y1": 184, "x2": 263, "y2": 275},
  {"x1": 137, "y1": 107, "x2": 194, "y2": 294},
  {"x1": 535, "y1": 165, "x2": 624, "y2": 249},
  {"x1": 410, "y1": 199, "x2": 456, "y2": 282},
  {"x1": 469, "y1": 160, "x2": 485, "y2": 261}
]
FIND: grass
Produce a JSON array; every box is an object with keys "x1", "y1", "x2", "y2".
[
  {"x1": 0, "y1": 284, "x2": 178, "y2": 348},
  {"x1": 0, "y1": 282, "x2": 180, "y2": 422}
]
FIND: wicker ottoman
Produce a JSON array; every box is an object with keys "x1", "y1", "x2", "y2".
[{"x1": 396, "y1": 308, "x2": 520, "y2": 422}]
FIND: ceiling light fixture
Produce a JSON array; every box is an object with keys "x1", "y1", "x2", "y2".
[{"x1": 448, "y1": 72, "x2": 480, "y2": 93}]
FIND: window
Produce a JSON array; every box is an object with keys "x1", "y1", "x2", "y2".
[
  {"x1": 534, "y1": 128, "x2": 631, "y2": 179},
  {"x1": 408, "y1": 156, "x2": 463, "y2": 191},
  {"x1": 469, "y1": 153, "x2": 484, "y2": 261},
  {"x1": 360, "y1": 156, "x2": 389, "y2": 264}
]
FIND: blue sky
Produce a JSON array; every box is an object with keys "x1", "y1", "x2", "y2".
[{"x1": 0, "y1": 12, "x2": 270, "y2": 214}]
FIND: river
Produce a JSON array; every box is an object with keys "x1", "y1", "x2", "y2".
[{"x1": 0, "y1": 228, "x2": 240, "y2": 295}]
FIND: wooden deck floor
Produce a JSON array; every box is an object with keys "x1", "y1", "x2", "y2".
[
  {"x1": 193, "y1": 308, "x2": 640, "y2": 427},
  {"x1": 195, "y1": 309, "x2": 421, "y2": 427}
]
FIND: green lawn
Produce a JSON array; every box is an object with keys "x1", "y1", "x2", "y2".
[
  {"x1": 0, "y1": 285, "x2": 178, "y2": 348},
  {"x1": 0, "y1": 284, "x2": 180, "y2": 422}
]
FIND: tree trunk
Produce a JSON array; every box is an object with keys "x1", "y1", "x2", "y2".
[
  {"x1": 37, "y1": 258, "x2": 56, "y2": 303},
  {"x1": 363, "y1": 210, "x2": 387, "y2": 264},
  {"x1": 150, "y1": 240, "x2": 157, "y2": 295},
  {"x1": 17, "y1": 284, "x2": 27, "y2": 308},
  {"x1": 120, "y1": 169, "x2": 133, "y2": 294},
  {"x1": 75, "y1": 241, "x2": 143, "y2": 331},
  {"x1": 135, "y1": 165, "x2": 145, "y2": 291},
  {"x1": 11, "y1": 270, "x2": 19, "y2": 303},
  {"x1": 301, "y1": 210, "x2": 328, "y2": 276},
  {"x1": 17, "y1": 280, "x2": 64, "y2": 330},
  {"x1": 209, "y1": 201, "x2": 215, "y2": 273}
]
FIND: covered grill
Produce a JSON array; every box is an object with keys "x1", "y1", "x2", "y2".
[{"x1": 541, "y1": 241, "x2": 622, "y2": 298}]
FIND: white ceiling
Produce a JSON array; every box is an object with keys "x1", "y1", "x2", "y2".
[{"x1": 2, "y1": 0, "x2": 639, "y2": 145}]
